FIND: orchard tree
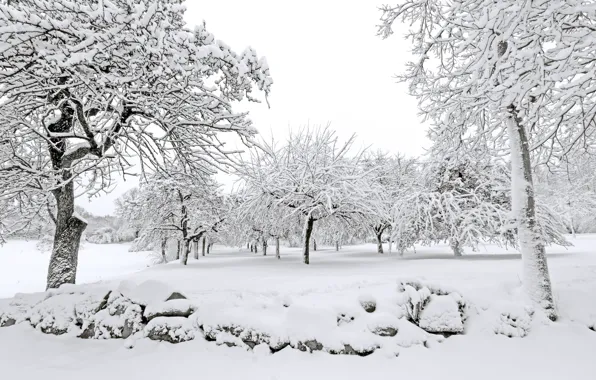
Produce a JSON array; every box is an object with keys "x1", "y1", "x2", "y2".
[
  {"x1": 0, "y1": 0, "x2": 272, "y2": 289},
  {"x1": 363, "y1": 151, "x2": 418, "y2": 253},
  {"x1": 378, "y1": 0, "x2": 596, "y2": 319},
  {"x1": 117, "y1": 170, "x2": 226, "y2": 265},
  {"x1": 238, "y1": 126, "x2": 383, "y2": 264}
]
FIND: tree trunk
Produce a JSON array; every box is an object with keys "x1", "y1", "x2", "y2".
[
  {"x1": 262, "y1": 239, "x2": 267, "y2": 256},
  {"x1": 207, "y1": 242, "x2": 212, "y2": 254},
  {"x1": 275, "y1": 237, "x2": 280, "y2": 259},
  {"x1": 376, "y1": 232, "x2": 384, "y2": 254},
  {"x1": 180, "y1": 239, "x2": 191, "y2": 265},
  {"x1": 450, "y1": 239, "x2": 462, "y2": 257},
  {"x1": 161, "y1": 238, "x2": 168, "y2": 263},
  {"x1": 202, "y1": 236, "x2": 206, "y2": 256},
  {"x1": 303, "y1": 217, "x2": 315, "y2": 264},
  {"x1": 247, "y1": 243, "x2": 250, "y2": 250},
  {"x1": 335, "y1": 240, "x2": 339, "y2": 251},
  {"x1": 46, "y1": 182, "x2": 87, "y2": 289},
  {"x1": 193, "y1": 239, "x2": 199, "y2": 260},
  {"x1": 176, "y1": 240, "x2": 181, "y2": 260},
  {"x1": 312, "y1": 238, "x2": 317, "y2": 251},
  {"x1": 507, "y1": 113, "x2": 557, "y2": 321}
]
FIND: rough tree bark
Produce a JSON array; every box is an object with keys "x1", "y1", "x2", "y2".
[
  {"x1": 275, "y1": 237, "x2": 280, "y2": 259},
  {"x1": 46, "y1": 181, "x2": 87, "y2": 289},
  {"x1": 176, "y1": 240, "x2": 181, "y2": 260},
  {"x1": 303, "y1": 216, "x2": 315, "y2": 264}
]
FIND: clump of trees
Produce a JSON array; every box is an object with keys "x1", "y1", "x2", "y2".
[
  {"x1": 0, "y1": 0, "x2": 271, "y2": 289},
  {"x1": 378, "y1": 0, "x2": 596, "y2": 319}
]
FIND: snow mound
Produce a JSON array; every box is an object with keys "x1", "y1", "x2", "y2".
[
  {"x1": 145, "y1": 317, "x2": 195, "y2": 344},
  {"x1": 86, "y1": 291, "x2": 144, "y2": 339},
  {"x1": 28, "y1": 293, "x2": 87, "y2": 335}
]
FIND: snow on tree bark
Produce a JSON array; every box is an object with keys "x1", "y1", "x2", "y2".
[
  {"x1": 275, "y1": 237, "x2": 280, "y2": 259},
  {"x1": 507, "y1": 115, "x2": 557, "y2": 321}
]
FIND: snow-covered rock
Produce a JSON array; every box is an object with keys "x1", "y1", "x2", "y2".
[
  {"x1": 84, "y1": 291, "x2": 145, "y2": 339},
  {"x1": 144, "y1": 299, "x2": 197, "y2": 322},
  {"x1": 396, "y1": 279, "x2": 466, "y2": 334},
  {"x1": 492, "y1": 303, "x2": 534, "y2": 338},
  {"x1": 145, "y1": 317, "x2": 195, "y2": 343},
  {"x1": 358, "y1": 294, "x2": 377, "y2": 313},
  {"x1": 418, "y1": 295, "x2": 464, "y2": 334},
  {"x1": 367, "y1": 313, "x2": 400, "y2": 337},
  {"x1": 117, "y1": 280, "x2": 187, "y2": 306}
]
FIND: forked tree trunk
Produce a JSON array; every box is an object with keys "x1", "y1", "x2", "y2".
[
  {"x1": 303, "y1": 217, "x2": 315, "y2": 264},
  {"x1": 507, "y1": 112, "x2": 557, "y2": 321},
  {"x1": 202, "y1": 237, "x2": 206, "y2": 256},
  {"x1": 450, "y1": 239, "x2": 463, "y2": 257},
  {"x1": 46, "y1": 182, "x2": 87, "y2": 289},
  {"x1": 275, "y1": 237, "x2": 280, "y2": 259},
  {"x1": 161, "y1": 238, "x2": 168, "y2": 263},
  {"x1": 262, "y1": 239, "x2": 267, "y2": 256}
]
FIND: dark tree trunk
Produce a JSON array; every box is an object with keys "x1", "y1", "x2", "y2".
[
  {"x1": 46, "y1": 181, "x2": 88, "y2": 289},
  {"x1": 207, "y1": 242, "x2": 212, "y2": 254},
  {"x1": 376, "y1": 232, "x2": 384, "y2": 254},
  {"x1": 336, "y1": 240, "x2": 339, "y2": 251},
  {"x1": 202, "y1": 236, "x2": 206, "y2": 256},
  {"x1": 176, "y1": 240, "x2": 181, "y2": 260},
  {"x1": 275, "y1": 237, "x2": 280, "y2": 259},
  {"x1": 262, "y1": 239, "x2": 267, "y2": 256},
  {"x1": 193, "y1": 239, "x2": 199, "y2": 260},
  {"x1": 247, "y1": 243, "x2": 250, "y2": 250},
  {"x1": 303, "y1": 217, "x2": 315, "y2": 264},
  {"x1": 313, "y1": 238, "x2": 317, "y2": 251},
  {"x1": 161, "y1": 238, "x2": 168, "y2": 263}
]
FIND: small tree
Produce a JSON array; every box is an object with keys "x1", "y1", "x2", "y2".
[{"x1": 238, "y1": 126, "x2": 383, "y2": 264}]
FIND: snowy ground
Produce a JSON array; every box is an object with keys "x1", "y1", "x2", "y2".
[{"x1": 1, "y1": 237, "x2": 595, "y2": 379}]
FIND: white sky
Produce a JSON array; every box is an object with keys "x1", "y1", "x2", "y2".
[{"x1": 76, "y1": 0, "x2": 430, "y2": 216}]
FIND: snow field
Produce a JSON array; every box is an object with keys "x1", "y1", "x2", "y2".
[{"x1": 0, "y1": 237, "x2": 596, "y2": 379}]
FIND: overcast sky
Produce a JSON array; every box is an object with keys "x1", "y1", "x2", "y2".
[{"x1": 76, "y1": 0, "x2": 430, "y2": 216}]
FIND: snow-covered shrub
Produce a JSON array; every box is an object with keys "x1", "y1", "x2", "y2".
[
  {"x1": 145, "y1": 317, "x2": 196, "y2": 344},
  {"x1": 28, "y1": 293, "x2": 92, "y2": 335},
  {"x1": 85, "y1": 227, "x2": 118, "y2": 244},
  {"x1": 82, "y1": 291, "x2": 145, "y2": 339},
  {"x1": 493, "y1": 304, "x2": 534, "y2": 338},
  {"x1": 396, "y1": 280, "x2": 466, "y2": 334}
]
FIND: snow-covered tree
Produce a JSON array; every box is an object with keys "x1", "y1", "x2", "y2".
[
  {"x1": 0, "y1": 0, "x2": 272, "y2": 289},
  {"x1": 362, "y1": 151, "x2": 418, "y2": 253},
  {"x1": 117, "y1": 170, "x2": 226, "y2": 265},
  {"x1": 238, "y1": 126, "x2": 383, "y2": 264},
  {"x1": 378, "y1": 0, "x2": 596, "y2": 319}
]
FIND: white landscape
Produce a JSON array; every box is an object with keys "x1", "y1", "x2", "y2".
[{"x1": 2, "y1": 0, "x2": 596, "y2": 379}]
